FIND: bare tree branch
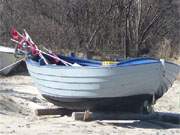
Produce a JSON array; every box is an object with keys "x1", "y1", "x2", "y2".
[{"x1": 85, "y1": 0, "x2": 116, "y2": 50}]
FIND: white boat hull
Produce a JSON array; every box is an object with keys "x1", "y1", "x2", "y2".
[
  {"x1": 26, "y1": 58, "x2": 179, "y2": 111},
  {"x1": 27, "y1": 61, "x2": 161, "y2": 98}
]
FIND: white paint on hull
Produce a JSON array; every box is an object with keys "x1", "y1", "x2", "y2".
[{"x1": 26, "y1": 59, "x2": 172, "y2": 99}]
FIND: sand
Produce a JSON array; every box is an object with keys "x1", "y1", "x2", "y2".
[{"x1": 0, "y1": 74, "x2": 180, "y2": 135}]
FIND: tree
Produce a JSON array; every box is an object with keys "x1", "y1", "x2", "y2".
[{"x1": 0, "y1": 0, "x2": 179, "y2": 59}]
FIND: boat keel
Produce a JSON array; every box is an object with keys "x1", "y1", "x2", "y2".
[{"x1": 42, "y1": 94, "x2": 154, "y2": 113}]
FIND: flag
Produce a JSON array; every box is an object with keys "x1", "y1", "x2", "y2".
[{"x1": 11, "y1": 27, "x2": 19, "y2": 40}]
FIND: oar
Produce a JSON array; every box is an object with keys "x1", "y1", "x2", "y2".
[
  {"x1": 12, "y1": 30, "x2": 49, "y2": 65},
  {"x1": 34, "y1": 48, "x2": 73, "y2": 66},
  {"x1": 42, "y1": 47, "x2": 73, "y2": 66},
  {"x1": 11, "y1": 30, "x2": 74, "y2": 66},
  {"x1": 23, "y1": 32, "x2": 49, "y2": 65},
  {"x1": 23, "y1": 30, "x2": 74, "y2": 66},
  {"x1": 11, "y1": 38, "x2": 49, "y2": 65}
]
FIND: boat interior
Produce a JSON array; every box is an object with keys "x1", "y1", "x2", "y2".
[{"x1": 31, "y1": 54, "x2": 160, "y2": 67}]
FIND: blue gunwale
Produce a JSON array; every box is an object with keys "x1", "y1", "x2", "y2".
[{"x1": 27, "y1": 56, "x2": 162, "y2": 69}]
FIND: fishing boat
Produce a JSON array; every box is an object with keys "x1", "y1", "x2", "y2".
[
  {"x1": 0, "y1": 46, "x2": 19, "y2": 75},
  {"x1": 11, "y1": 29, "x2": 180, "y2": 113}
]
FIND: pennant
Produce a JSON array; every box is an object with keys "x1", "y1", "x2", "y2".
[{"x1": 11, "y1": 27, "x2": 19, "y2": 40}]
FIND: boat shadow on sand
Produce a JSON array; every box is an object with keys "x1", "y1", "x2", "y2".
[
  {"x1": 70, "y1": 110, "x2": 180, "y2": 129},
  {"x1": 0, "y1": 89, "x2": 179, "y2": 130},
  {"x1": 96, "y1": 114, "x2": 180, "y2": 129}
]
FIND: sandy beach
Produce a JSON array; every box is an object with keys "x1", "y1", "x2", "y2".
[
  {"x1": 1, "y1": 0, "x2": 180, "y2": 134},
  {"x1": 0, "y1": 72, "x2": 180, "y2": 135}
]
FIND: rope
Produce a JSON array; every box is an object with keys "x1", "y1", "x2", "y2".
[{"x1": 0, "y1": 58, "x2": 25, "y2": 73}]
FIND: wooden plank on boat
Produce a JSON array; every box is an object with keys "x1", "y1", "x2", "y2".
[{"x1": 35, "y1": 107, "x2": 74, "y2": 116}]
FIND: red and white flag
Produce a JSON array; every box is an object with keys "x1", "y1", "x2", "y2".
[{"x1": 11, "y1": 27, "x2": 20, "y2": 40}]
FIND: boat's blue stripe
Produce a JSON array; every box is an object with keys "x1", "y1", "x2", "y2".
[
  {"x1": 27, "y1": 57, "x2": 161, "y2": 68},
  {"x1": 59, "y1": 55, "x2": 160, "y2": 66},
  {"x1": 116, "y1": 57, "x2": 159, "y2": 66}
]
